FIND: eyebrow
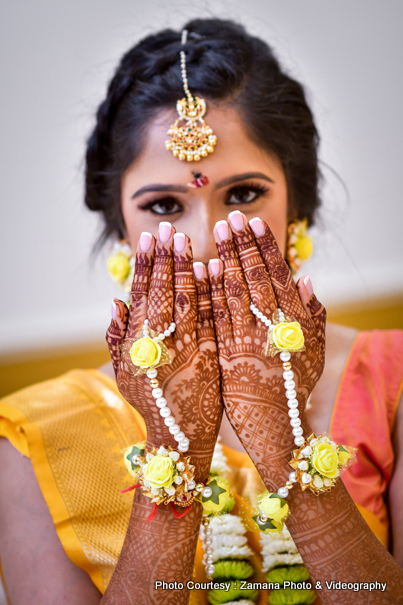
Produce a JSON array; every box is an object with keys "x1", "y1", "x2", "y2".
[
  {"x1": 215, "y1": 172, "x2": 275, "y2": 189},
  {"x1": 131, "y1": 184, "x2": 188, "y2": 199},
  {"x1": 131, "y1": 171, "x2": 275, "y2": 199}
]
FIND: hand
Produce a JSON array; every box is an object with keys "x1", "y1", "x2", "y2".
[
  {"x1": 106, "y1": 224, "x2": 223, "y2": 480},
  {"x1": 207, "y1": 211, "x2": 326, "y2": 488}
]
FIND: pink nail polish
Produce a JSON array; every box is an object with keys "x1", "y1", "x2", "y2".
[
  {"x1": 228, "y1": 210, "x2": 244, "y2": 231},
  {"x1": 159, "y1": 221, "x2": 172, "y2": 243},
  {"x1": 193, "y1": 262, "x2": 205, "y2": 279},
  {"x1": 139, "y1": 231, "x2": 152, "y2": 252},
  {"x1": 111, "y1": 300, "x2": 117, "y2": 320},
  {"x1": 304, "y1": 274, "x2": 314, "y2": 295},
  {"x1": 215, "y1": 220, "x2": 229, "y2": 241},
  {"x1": 209, "y1": 259, "x2": 221, "y2": 276},
  {"x1": 173, "y1": 233, "x2": 186, "y2": 252},
  {"x1": 250, "y1": 217, "x2": 265, "y2": 237}
]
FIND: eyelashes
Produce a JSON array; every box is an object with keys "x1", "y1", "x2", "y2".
[{"x1": 137, "y1": 183, "x2": 270, "y2": 216}]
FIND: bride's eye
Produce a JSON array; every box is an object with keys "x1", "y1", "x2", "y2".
[
  {"x1": 226, "y1": 184, "x2": 268, "y2": 206},
  {"x1": 138, "y1": 198, "x2": 183, "y2": 215}
]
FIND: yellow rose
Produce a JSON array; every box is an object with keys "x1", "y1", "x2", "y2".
[
  {"x1": 129, "y1": 337, "x2": 162, "y2": 368},
  {"x1": 143, "y1": 455, "x2": 175, "y2": 490},
  {"x1": 258, "y1": 492, "x2": 290, "y2": 523},
  {"x1": 272, "y1": 322, "x2": 304, "y2": 351},
  {"x1": 107, "y1": 251, "x2": 131, "y2": 283},
  {"x1": 338, "y1": 446, "x2": 352, "y2": 466},
  {"x1": 311, "y1": 443, "x2": 339, "y2": 478},
  {"x1": 295, "y1": 235, "x2": 313, "y2": 261}
]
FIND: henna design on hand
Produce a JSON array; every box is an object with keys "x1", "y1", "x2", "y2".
[
  {"x1": 106, "y1": 233, "x2": 222, "y2": 481},
  {"x1": 104, "y1": 235, "x2": 223, "y2": 602},
  {"x1": 210, "y1": 214, "x2": 326, "y2": 486}
]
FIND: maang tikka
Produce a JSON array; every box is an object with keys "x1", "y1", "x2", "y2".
[{"x1": 165, "y1": 30, "x2": 217, "y2": 162}]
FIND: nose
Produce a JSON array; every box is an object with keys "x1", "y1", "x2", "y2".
[{"x1": 182, "y1": 202, "x2": 220, "y2": 264}]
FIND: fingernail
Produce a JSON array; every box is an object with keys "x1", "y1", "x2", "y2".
[
  {"x1": 173, "y1": 232, "x2": 186, "y2": 252},
  {"x1": 159, "y1": 221, "x2": 172, "y2": 243},
  {"x1": 193, "y1": 261, "x2": 205, "y2": 279},
  {"x1": 304, "y1": 274, "x2": 314, "y2": 295},
  {"x1": 111, "y1": 299, "x2": 117, "y2": 320},
  {"x1": 215, "y1": 220, "x2": 229, "y2": 241},
  {"x1": 139, "y1": 231, "x2": 152, "y2": 252},
  {"x1": 228, "y1": 210, "x2": 244, "y2": 231},
  {"x1": 209, "y1": 259, "x2": 221, "y2": 276},
  {"x1": 250, "y1": 217, "x2": 265, "y2": 237}
]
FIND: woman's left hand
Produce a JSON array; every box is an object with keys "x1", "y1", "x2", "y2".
[{"x1": 207, "y1": 211, "x2": 326, "y2": 489}]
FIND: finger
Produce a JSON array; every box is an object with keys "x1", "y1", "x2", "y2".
[
  {"x1": 173, "y1": 232, "x2": 197, "y2": 338},
  {"x1": 208, "y1": 258, "x2": 233, "y2": 346},
  {"x1": 106, "y1": 299, "x2": 130, "y2": 376},
  {"x1": 147, "y1": 221, "x2": 175, "y2": 334},
  {"x1": 227, "y1": 210, "x2": 277, "y2": 320},
  {"x1": 297, "y1": 275, "x2": 327, "y2": 355},
  {"x1": 250, "y1": 217, "x2": 306, "y2": 321},
  {"x1": 193, "y1": 261, "x2": 216, "y2": 350},
  {"x1": 214, "y1": 219, "x2": 254, "y2": 333},
  {"x1": 126, "y1": 231, "x2": 155, "y2": 339}
]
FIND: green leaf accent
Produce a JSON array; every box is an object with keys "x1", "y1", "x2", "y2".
[
  {"x1": 202, "y1": 479, "x2": 227, "y2": 504},
  {"x1": 126, "y1": 445, "x2": 145, "y2": 471},
  {"x1": 252, "y1": 515, "x2": 278, "y2": 532},
  {"x1": 339, "y1": 445, "x2": 349, "y2": 452},
  {"x1": 269, "y1": 493, "x2": 287, "y2": 508}
]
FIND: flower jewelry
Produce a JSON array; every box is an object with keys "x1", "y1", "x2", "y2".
[
  {"x1": 250, "y1": 305, "x2": 357, "y2": 532},
  {"x1": 106, "y1": 239, "x2": 134, "y2": 294},
  {"x1": 289, "y1": 433, "x2": 356, "y2": 495},
  {"x1": 165, "y1": 30, "x2": 217, "y2": 162},
  {"x1": 121, "y1": 319, "x2": 228, "y2": 522},
  {"x1": 286, "y1": 218, "x2": 313, "y2": 275}
]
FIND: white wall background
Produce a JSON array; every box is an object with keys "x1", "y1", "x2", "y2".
[{"x1": 1, "y1": 0, "x2": 402, "y2": 356}]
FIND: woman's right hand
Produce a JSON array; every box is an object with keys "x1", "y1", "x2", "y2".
[{"x1": 105, "y1": 223, "x2": 223, "y2": 480}]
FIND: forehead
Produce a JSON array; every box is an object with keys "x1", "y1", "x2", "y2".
[{"x1": 123, "y1": 104, "x2": 285, "y2": 186}]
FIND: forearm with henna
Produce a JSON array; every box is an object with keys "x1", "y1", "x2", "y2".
[
  {"x1": 101, "y1": 490, "x2": 202, "y2": 605},
  {"x1": 104, "y1": 228, "x2": 222, "y2": 603},
  {"x1": 209, "y1": 213, "x2": 403, "y2": 603}
]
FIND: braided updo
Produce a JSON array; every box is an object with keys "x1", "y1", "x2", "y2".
[{"x1": 85, "y1": 18, "x2": 320, "y2": 246}]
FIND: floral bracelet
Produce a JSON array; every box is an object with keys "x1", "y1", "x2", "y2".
[{"x1": 248, "y1": 306, "x2": 357, "y2": 535}]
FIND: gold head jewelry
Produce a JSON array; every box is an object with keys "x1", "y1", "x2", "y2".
[{"x1": 165, "y1": 30, "x2": 217, "y2": 162}]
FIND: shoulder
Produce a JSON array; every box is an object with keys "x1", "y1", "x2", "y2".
[{"x1": 0, "y1": 438, "x2": 101, "y2": 604}]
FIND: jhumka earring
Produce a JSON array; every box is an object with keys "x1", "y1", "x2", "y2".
[
  {"x1": 165, "y1": 30, "x2": 217, "y2": 162},
  {"x1": 286, "y1": 218, "x2": 313, "y2": 275}
]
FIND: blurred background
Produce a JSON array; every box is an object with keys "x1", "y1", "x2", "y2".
[
  {"x1": 0, "y1": 0, "x2": 402, "y2": 399},
  {"x1": 0, "y1": 1, "x2": 402, "y2": 601}
]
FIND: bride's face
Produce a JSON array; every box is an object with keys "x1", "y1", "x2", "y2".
[{"x1": 121, "y1": 105, "x2": 289, "y2": 263}]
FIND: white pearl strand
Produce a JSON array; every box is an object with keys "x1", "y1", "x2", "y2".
[
  {"x1": 200, "y1": 518, "x2": 215, "y2": 578},
  {"x1": 142, "y1": 320, "x2": 190, "y2": 454},
  {"x1": 250, "y1": 305, "x2": 306, "y2": 520}
]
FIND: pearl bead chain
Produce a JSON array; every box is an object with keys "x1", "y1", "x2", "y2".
[
  {"x1": 200, "y1": 517, "x2": 215, "y2": 578},
  {"x1": 142, "y1": 320, "x2": 190, "y2": 454},
  {"x1": 250, "y1": 305, "x2": 306, "y2": 521}
]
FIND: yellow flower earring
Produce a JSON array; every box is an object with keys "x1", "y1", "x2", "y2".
[
  {"x1": 106, "y1": 240, "x2": 134, "y2": 296},
  {"x1": 286, "y1": 218, "x2": 313, "y2": 275}
]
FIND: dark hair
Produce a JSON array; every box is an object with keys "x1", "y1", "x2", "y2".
[{"x1": 85, "y1": 18, "x2": 321, "y2": 247}]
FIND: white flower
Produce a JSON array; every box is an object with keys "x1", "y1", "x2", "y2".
[
  {"x1": 212, "y1": 545, "x2": 253, "y2": 562},
  {"x1": 210, "y1": 514, "x2": 245, "y2": 535},
  {"x1": 209, "y1": 440, "x2": 230, "y2": 476},
  {"x1": 212, "y1": 534, "x2": 248, "y2": 549},
  {"x1": 261, "y1": 552, "x2": 303, "y2": 572}
]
